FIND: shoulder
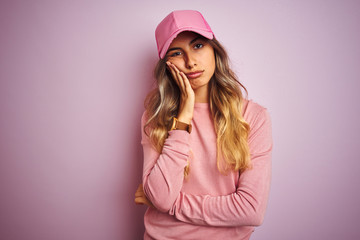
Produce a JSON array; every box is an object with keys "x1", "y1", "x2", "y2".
[
  {"x1": 141, "y1": 110, "x2": 147, "y2": 123},
  {"x1": 141, "y1": 110, "x2": 150, "y2": 127},
  {"x1": 242, "y1": 99, "x2": 273, "y2": 154},
  {"x1": 241, "y1": 98, "x2": 272, "y2": 142},
  {"x1": 241, "y1": 98, "x2": 270, "y2": 123}
]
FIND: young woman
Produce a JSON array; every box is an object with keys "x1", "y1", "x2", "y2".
[{"x1": 135, "y1": 10, "x2": 273, "y2": 240}]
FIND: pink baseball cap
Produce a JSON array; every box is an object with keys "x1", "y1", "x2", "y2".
[{"x1": 155, "y1": 10, "x2": 215, "y2": 59}]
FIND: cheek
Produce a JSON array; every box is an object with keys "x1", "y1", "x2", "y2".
[
  {"x1": 201, "y1": 51, "x2": 215, "y2": 71},
  {"x1": 207, "y1": 56, "x2": 216, "y2": 73}
]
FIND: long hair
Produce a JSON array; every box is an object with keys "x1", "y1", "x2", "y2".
[{"x1": 143, "y1": 37, "x2": 251, "y2": 175}]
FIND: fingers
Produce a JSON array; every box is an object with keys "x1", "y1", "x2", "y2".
[
  {"x1": 135, "y1": 194, "x2": 155, "y2": 208},
  {"x1": 181, "y1": 72, "x2": 192, "y2": 93},
  {"x1": 134, "y1": 196, "x2": 146, "y2": 205},
  {"x1": 134, "y1": 191, "x2": 143, "y2": 198},
  {"x1": 136, "y1": 184, "x2": 143, "y2": 193},
  {"x1": 167, "y1": 61, "x2": 183, "y2": 90},
  {"x1": 166, "y1": 61, "x2": 188, "y2": 94},
  {"x1": 166, "y1": 62, "x2": 195, "y2": 124},
  {"x1": 135, "y1": 184, "x2": 144, "y2": 197},
  {"x1": 134, "y1": 183, "x2": 155, "y2": 208}
]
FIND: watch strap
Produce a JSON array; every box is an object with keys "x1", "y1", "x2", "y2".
[{"x1": 171, "y1": 117, "x2": 192, "y2": 133}]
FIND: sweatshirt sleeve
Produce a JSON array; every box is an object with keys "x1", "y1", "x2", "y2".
[
  {"x1": 168, "y1": 108, "x2": 273, "y2": 227},
  {"x1": 141, "y1": 112, "x2": 191, "y2": 212}
]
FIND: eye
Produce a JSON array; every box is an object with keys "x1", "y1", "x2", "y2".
[
  {"x1": 169, "y1": 51, "x2": 182, "y2": 57},
  {"x1": 194, "y1": 43, "x2": 203, "y2": 49}
]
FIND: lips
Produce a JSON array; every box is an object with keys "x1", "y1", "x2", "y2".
[{"x1": 185, "y1": 71, "x2": 204, "y2": 79}]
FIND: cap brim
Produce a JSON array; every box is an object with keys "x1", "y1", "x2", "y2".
[{"x1": 159, "y1": 28, "x2": 214, "y2": 59}]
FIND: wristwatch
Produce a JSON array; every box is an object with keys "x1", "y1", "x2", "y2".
[{"x1": 170, "y1": 117, "x2": 192, "y2": 133}]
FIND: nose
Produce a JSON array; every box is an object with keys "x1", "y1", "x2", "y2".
[{"x1": 185, "y1": 53, "x2": 197, "y2": 69}]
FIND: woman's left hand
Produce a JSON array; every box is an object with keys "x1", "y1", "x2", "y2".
[{"x1": 135, "y1": 184, "x2": 155, "y2": 208}]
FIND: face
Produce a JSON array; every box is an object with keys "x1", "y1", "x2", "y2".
[{"x1": 165, "y1": 31, "x2": 216, "y2": 91}]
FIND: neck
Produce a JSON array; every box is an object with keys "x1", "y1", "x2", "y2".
[{"x1": 194, "y1": 84, "x2": 209, "y2": 103}]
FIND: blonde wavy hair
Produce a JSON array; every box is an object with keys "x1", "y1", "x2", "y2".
[{"x1": 144, "y1": 36, "x2": 251, "y2": 175}]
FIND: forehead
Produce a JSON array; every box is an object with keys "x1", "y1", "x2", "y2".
[{"x1": 169, "y1": 31, "x2": 203, "y2": 47}]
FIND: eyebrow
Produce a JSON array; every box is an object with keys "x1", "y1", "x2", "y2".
[{"x1": 166, "y1": 36, "x2": 203, "y2": 55}]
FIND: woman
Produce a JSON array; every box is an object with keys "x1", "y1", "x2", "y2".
[{"x1": 135, "y1": 10, "x2": 273, "y2": 240}]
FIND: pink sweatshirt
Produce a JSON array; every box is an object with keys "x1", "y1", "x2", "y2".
[{"x1": 141, "y1": 99, "x2": 273, "y2": 240}]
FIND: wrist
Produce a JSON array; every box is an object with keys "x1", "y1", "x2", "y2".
[
  {"x1": 170, "y1": 117, "x2": 192, "y2": 133},
  {"x1": 176, "y1": 115, "x2": 192, "y2": 124}
]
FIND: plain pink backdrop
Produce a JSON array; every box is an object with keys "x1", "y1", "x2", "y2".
[{"x1": 1, "y1": 0, "x2": 359, "y2": 239}]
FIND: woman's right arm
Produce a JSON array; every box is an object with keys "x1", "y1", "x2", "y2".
[
  {"x1": 142, "y1": 61, "x2": 194, "y2": 212},
  {"x1": 141, "y1": 112, "x2": 191, "y2": 212}
]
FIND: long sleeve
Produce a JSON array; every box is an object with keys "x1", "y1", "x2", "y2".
[
  {"x1": 168, "y1": 108, "x2": 273, "y2": 227},
  {"x1": 141, "y1": 112, "x2": 191, "y2": 212}
]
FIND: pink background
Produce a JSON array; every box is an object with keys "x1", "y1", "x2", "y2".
[{"x1": 1, "y1": 0, "x2": 359, "y2": 239}]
